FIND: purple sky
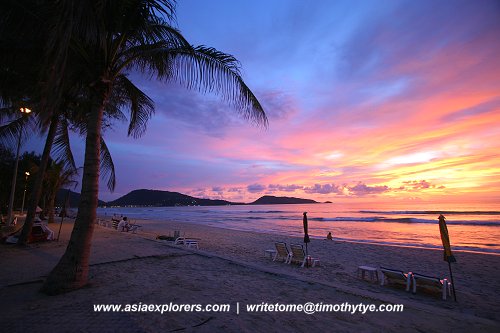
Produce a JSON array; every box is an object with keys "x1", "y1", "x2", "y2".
[{"x1": 24, "y1": 0, "x2": 500, "y2": 204}]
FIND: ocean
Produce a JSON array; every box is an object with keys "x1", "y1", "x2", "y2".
[{"x1": 97, "y1": 202, "x2": 500, "y2": 255}]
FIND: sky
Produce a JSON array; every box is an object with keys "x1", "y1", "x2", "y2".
[{"x1": 25, "y1": 0, "x2": 500, "y2": 204}]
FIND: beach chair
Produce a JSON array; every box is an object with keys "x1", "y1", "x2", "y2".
[
  {"x1": 411, "y1": 273, "x2": 451, "y2": 300},
  {"x1": 174, "y1": 237, "x2": 186, "y2": 245},
  {"x1": 126, "y1": 221, "x2": 142, "y2": 233},
  {"x1": 174, "y1": 237, "x2": 199, "y2": 249},
  {"x1": 273, "y1": 242, "x2": 292, "y2": 263},
  {"x1": 379, "y1": 267, "x2": 411, "y2": 291},
  {"x1": 289, "y1": 243, "x2": 320, "y2": 267}
]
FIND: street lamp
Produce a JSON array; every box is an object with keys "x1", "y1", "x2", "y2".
[
  {"x1": 6, "y1": 107, "x2": 32, "y2": 225},
  {"x1": 21, "y1": 171, "x2": 30, "y2": 214}
]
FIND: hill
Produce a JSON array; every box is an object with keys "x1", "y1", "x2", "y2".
[
  {"x1": 249, "y1": 195, "x2": 318, "y2": 205},
  {"x1": 106, "y1": 189, "x2": 238, "y2": 207}
]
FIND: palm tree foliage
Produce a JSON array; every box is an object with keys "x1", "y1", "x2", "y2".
[
  {"x1": 41, "y1": 160, "x2": 79, "y2": 224},
  {"x1": 3, "y1": 0, "x2": 267, "y2": 294}
]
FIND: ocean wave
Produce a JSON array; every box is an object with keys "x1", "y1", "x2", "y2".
[
  {"x1": 234, "y1": 214, "x2": 500, "y2": 226},
  {"x1": 360, "y1": 210, "x2": 500, "y2": 215},
  {"x1": 247, "y1": 210, "x2": 286, "y2": 214},
  {"x1": 307, "y1": 216, "x2": 500, "y2": 226},
  {"x1": 317, "y1": 237, "x2": 500, "y2": 254}
]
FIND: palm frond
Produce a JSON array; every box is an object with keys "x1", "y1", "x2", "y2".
[
  {"x1": 52, "y1": 116, "x2": 77, "y2": 171},
  {"x1": 0, "y1": 114, "x2": 37, "y2": 147},
  {"x1": 114, "y1": 75, "x2": 155, "y2": 138},
  {"x1": 100, "y1": 137, "x2": 116, "y2": 192},
  {"x1": 144, "y1": 45, "x2": 268, "y2": 127}
]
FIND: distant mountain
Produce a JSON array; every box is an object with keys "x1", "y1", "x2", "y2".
[
  {"x1": 250, "y1": 195, "x2": 319, "y2": 205},
  {"x1": 56, "y1": 189, "x2": 106, "y2": 207},
  {"x1": 106, "y1": 189, "x2": 239, "y2": 207}
]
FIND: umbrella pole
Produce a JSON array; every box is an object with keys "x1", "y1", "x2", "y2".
[
  {"x1": 57, "y1": 215, "x2": 64, "y2": 241},
  {"x1": 305, "y1": 243, "x2": 309, "y2": 267},
  {"x1": 448, "y1": 261, "x2": 457, "y2": 302}
]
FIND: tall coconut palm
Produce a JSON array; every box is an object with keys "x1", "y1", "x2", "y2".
[
  {"x1": 0, "y1": 0, "x2": 120, "y2": 244},
  {"x1": 0, "y1": 0, "x2": 73, "y2": 239},
  {"x1": 36, "y1": 0, "x2": 266, "y2": 295}
]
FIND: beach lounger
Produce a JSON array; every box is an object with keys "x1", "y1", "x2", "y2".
[
  {"x1": 273, "y1": 242, "x2": 292, "y2": 263},
  {"x1": 128, "y1": 224, "x2": 142, "y2": 233},
  {"x1": 380, "y1": 267, "x2": 411, "y2": 291},
  {"x1": 289, "y1": 243, "x2": 320, "y2": 267},
  {"x1": 173, "y1": 237, "x2": 199, "y2": 249},
  {"x1": 174, "y1": 237, "x2": 186, "y2": 245},
  {"x1": 412, "y1": 273, "x2": 451, "y2": 300},
  {"x1": 97, "y1": 219, "x2": 110, "y2": 227}
]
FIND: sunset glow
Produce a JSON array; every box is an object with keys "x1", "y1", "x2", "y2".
[{"x1": 63, "y1": 0, "x2": 499, "y2": 204}]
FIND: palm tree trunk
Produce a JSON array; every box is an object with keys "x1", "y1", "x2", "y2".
[
  {"x1": 41, "y1": 88, "x2": 106, "y2": 295},
  {"x1": 17, "y1": 115, "x2": 59, "y2": 245},
  {"x1": 47, "y1": 193, "x2": 56, "y2": 224}
]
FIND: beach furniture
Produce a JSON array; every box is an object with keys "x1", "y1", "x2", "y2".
[
  {"x1": 97, "y1": 218, "x2": 110, "y2": 228},
  {"x1": 273, "y1": 242, "x2": 292, "y2": 263},
  {"x1": 128, "y1": 225, "x2": 141, "y2": 233},
  {"x1": 357, "y1": 265, "x2": 379, "y2": 282},
  {"x1": 127, "y1": 222, "x2": 142, "y2": 233},
  {"x1": 289, "y1": 243, "x2": 320, "y2": 267},
  {"x1": 380, "y1": 267, "x2": 411, "y2": 291},
  {"x1": 411, "y1": 273, "x2": 451, "y2": 300},
  {"x1": 174, "y1": 237, "x2": 199, "y2": 249},
  {"x1": 265, "y1": 249, "x2": 277, "y2": 258}
]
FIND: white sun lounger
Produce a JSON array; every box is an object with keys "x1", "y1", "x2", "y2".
[
  {"x1": 273, "y1": 242, "x2": 292, "y2": 263},
  {"x1": 412, "y1": 272, "x2": 451, "y2": 300},
  {"x1": 289, "y1": 243, "x2": 320, "y2": 268},
  {"x1": 174, "y1": 237, "x2": 199, "y2": 249},
  {"x1": 380, "y1": 267, "x2": 412, "y2": 291}
]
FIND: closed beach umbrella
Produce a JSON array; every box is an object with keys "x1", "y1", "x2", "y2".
[
  {"x1": 439, "y1": 214, "x2": 456, "y2": 263},
  {"x1": 303, "y1": 212, "x2": 310, "y2": 244},
  {"x1": 438, "y1": 214, "x2": 457, "y2": 301},
  {"x1": 303, "y1": 212, "x2": 310, "y2": 266}
]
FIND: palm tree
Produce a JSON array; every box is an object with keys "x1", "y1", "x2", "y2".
[
  {"x1": 41, "y1": 160, "x2": 79, "y2": 224},
  {"x1": 0, "y1": 0, "x2": 72, "y2": 240},
  {"x1": 0, "y1": 0, "x2": 118, "y2": 245},
  {"x1": 23, "y1": 0, "x2": 267, "y2": 295}
]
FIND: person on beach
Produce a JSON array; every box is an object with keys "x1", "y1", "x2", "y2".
[
  {"x1": 327, "y1": 232, "x2": 333, "y2": 240},
  {"x1": 117, "y1": 216, "x2": 130, "y2": 232}
]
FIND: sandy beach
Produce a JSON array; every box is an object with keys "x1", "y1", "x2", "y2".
[{"x1": 0, "y1": 217, "x2": 498, "y2": 332}]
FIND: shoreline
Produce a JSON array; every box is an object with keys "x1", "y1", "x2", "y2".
[
  {"x1": 96, "y1": 204, "x2": 500, "y2": 255},
  {"x1": 99, "y1": 212, "x2": 500, "y2": 256},
  {"x1": 1, "y1": 217, "x2": 499, "y2": 331}
]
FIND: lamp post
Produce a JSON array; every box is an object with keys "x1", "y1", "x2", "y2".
[
  {"x1": 21, "y1": 171, "x2": 30, "y2": 214},
  {"x1": 6, "y1": 107, "x2": 31, "y2": 226}
]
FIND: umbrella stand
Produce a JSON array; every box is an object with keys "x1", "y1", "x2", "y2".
[
  {"x1": 57, "y1": 190, "x2": 70, "y2": 241},
  {"x1": 57, "y1": 214, "x2": 64, "y2": 241},
  {"x1": 448, "y1": 261, "x2": 457, "y2": 302},
  {"x1": 305, "y1": 243, "x2": 308, "y2": 267},
  {"x1": 303, "y1": 212, "x2": 310, "y2": 268}
]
